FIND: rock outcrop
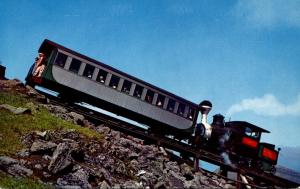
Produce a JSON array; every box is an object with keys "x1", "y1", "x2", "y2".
[
  {"x1": 0, "y1": 79, "x2": 236, "y2": 188},
  {"x1": 1, "y1": 127, "x2": 236, "y2": 188}
]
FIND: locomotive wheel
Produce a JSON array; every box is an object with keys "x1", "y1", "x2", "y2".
[
  {"x1": 257, "y1": 161, "x2": 264, "y2": 170},
  {"x1": 270, "y1": 166, "x2": 276, "y2": 174}
]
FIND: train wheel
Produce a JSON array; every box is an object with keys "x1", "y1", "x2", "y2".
[
  {"x1": 270, "y1": 166, "x2": 276, "y2": 174},
  {"x1": 257, "y1": 161, "x2": 264, "y2": 170}
]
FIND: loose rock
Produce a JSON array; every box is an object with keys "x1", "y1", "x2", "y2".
[
  {"x1": 48, "y1": 142, "x2": 79, "y2": 174},
  {"x1": 57, "y1": 168, "x2": 92, "y2": 189},
  {"x1": 0, "y1": 104, "x2": 31, "y2": 115},
  {"x1": 0, "y1": 156, "x2": 33, "y2": 177},
  {"x1": 30, "y1": 141, "x2": 57, "y2": 153}
]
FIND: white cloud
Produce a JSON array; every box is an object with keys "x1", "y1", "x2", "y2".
[
  {"x1": 233, "y1": 0, "x2": 300, "y2": 29},
  {"x1": 227, "y1": 94, "x2": 300, "y2": 116}
]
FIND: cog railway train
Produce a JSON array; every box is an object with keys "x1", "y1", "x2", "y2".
[{"x1": 26, "y1": 39, "x2": 280, "y2": 173}]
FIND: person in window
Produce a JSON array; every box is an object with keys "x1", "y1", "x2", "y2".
[
  {"x1": 146, "y1": 95, "x2": 152, "y2": 103},
  {"x1": 188, "y1": 109, "x2": 194, "y2": 119},
  {"x1": 157, "y1": 100, "x2": 162, "y2": 107},
  {"x1": 125, "y1": 88, "x2": 130, "y2": 93},
  {"x1": 32, "y1": 57, "x2": 39, "y2": 74},
  {"x1": 33, "y1": 53, "x2": 46, "y2": 77},
  {"x1": 87, "y1": 71, "x2": 92, "y2": 78},
  {"x1": 99, "y1": 75, "x2": 105, "y2": 83},
  {"x1": 178, "y1": 107, "x2": 184, "y2": 115},
  {"x1": 122, "y1": 87, "x2": 128, "y2": 93},
  {"x1": 59, "y1": 61, "x2": 64, "y2": 67},
  {"x1": 135, "y1": 91, "x2": 141, "y2": 98},
  {"x1": 57, "y1": 59, "x2": 65, "y2": 67}
]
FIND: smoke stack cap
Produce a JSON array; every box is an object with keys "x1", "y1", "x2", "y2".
[{"x1": 199, "y1": 100, "x2": 212, "y2": 109}]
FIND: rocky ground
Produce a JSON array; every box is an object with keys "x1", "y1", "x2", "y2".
[{"x1": 0, "y1": 79, "x2": 235, "y2": 188}]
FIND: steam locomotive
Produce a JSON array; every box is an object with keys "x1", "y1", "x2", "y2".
[
  {"x1": 25, "y1": 39, "x2": 280, "y2": 173},
  {"x1": 196, "y1": 101, "x2": 280, "y2": 173}
]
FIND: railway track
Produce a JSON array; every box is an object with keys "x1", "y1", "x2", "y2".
[{"x1": 37, "y1": 89, "x2": 300, "y2": 188}]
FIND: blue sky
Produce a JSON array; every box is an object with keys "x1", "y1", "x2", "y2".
[{"x1": 1, "y1": 0, "x2": 300, "y2": 148}]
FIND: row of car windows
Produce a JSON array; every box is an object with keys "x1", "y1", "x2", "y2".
[{"x1": 54, "y1": 52, "x2": 196, "y2": 120}]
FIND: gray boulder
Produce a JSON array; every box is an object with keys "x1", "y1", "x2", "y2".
[
  {"x1": 137, "y1": 171, "x2": 157, "y2": 188},
  {"x1": 96, "y1": 125, "x2": 110, "y2": 135},
  {"x1": 68, "y1": 112, "x2": 85, "y2": 125},
  {"x1": 48, "y1": 142, "x2": 79, "y2": 174},
  {"x1": 164, "y1": 170, "x2": 186, "y2": 189},
  {"x1": 180, "y1": 163, "x2": 194, "y2": 180},
  {"x1": 0, "y1": 156, "x2": 33, "y2": 177},
  {"x1": 110, "y1": 130, "x2": 121, "y2": 142},
  {"x1": 17, "y1": 149, "x2": 30, "y2": 157},
  {"x1": 30, "y1": 140, "x2": 57, "y2": 153},
  {"x1": 128, "y1": 159, "x2": 139, "y2": 173},
  {"x1": 99, "y1": 180, "x2": 111, "y2": 189},
  {"x1": 57, "y1": 168, "x2": 92, "y2": 189},
  {"x1": 0, "y1": 104, "x2": 31, "y2": 115},
  {"x1": 165, "y1": 161, "x2": 180, "y2": 173},
  {"x1": 148, "y1": 161, "x2": 164, "y2": 178},
  {"x1": 43, "y1": 104, "x2": 68, "y2": 115},
  {"x1": 122, "y1": 180, "x2": 142, "y2": 189},
  {"x1": 115, "y1": 160, "x2": 127, "y2": 175}
]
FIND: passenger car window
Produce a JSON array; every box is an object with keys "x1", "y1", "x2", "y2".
[
  {"x1": 188, "y1": 107, "x2": 195, "y2": 119},
  {"x1": 177, "y1": 103, "x2": 185, "y2": 115},
  {"x1": 133, "y1": 85, "x2": 143, "y2": 98},
  {"x1": 54, "y1": 53, "x2": 68, "y2": 68},
  {"x1": 69, "y1": 58, "x2": 82, "y2": 73},
  {"x1": 109, "y1": 75, "x2": 120, "y2": 89},
  {"x1": 122, "y1": 80, "x2": 132, "y2": 94},
  {"x1": 167, "y1": 99, "x2": 175, "y2": 112},
  {"x1": 156, "y1": 94, "x2": 165, "y2": 107},
  {"x1": 145, "y1": 90, "x2": 154, "y2": 104},
  {"x1": 83, "y1": 64, "x2": 95, "y2": 78},
  {"x1": 96, "y1": 69, "x2": 108, "y2": 83}
]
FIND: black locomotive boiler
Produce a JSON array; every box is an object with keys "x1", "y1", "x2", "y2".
[{"x1": 26, "y1": 39, "x2": 280, "y2": 173}]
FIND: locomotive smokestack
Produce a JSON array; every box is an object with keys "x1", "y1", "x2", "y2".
[
  {"x1": 199, "y1": 100, "x2": 212, "y2": 122},
  {"x1": 199, "y1": 100, "x2": 212, "y2": 114},
  {"x1": 199, "y1": 100, "x2": 213, "y2": 139}
]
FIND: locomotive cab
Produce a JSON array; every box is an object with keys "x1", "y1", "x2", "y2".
[{"x1": 226, "y1": 121, "x2": 267, "y2": 159}]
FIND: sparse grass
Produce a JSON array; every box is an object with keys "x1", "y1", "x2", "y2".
[
  {"x1": 0, "y1": 91, "x2": 102, "y2": 155},
  {"x1": 0, "y1": 90, "x2": 103, "y2": 187},
  {"x1": 0, "y1": 173, "x2": 53, "y2": 189},
  {"x1": 0, "y1": 91, "x2": 30, "y2": 107}
]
